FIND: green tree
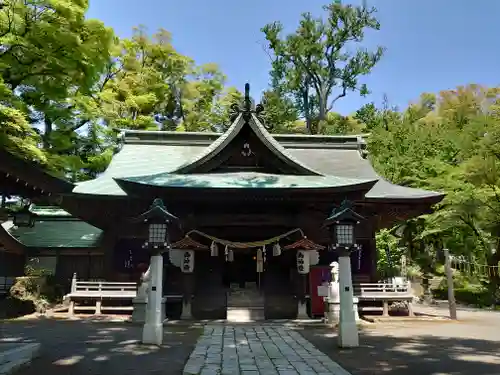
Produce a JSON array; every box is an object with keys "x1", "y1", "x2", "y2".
[
  {"x1": 211, "y1": 86, "x2": 243, "y2": 132},
  {"x1": 260, "y1": 89, "x2": 299, "y2": 133},
  {"x1": 0, "y1": 0, "x2": 115, "y2": 179},
  {"x1": 369, "y1": 84, "x2": 500, "y2": 302},
  {"x1": 262, "y1": 0, "x2": 384, "y2": 134}
]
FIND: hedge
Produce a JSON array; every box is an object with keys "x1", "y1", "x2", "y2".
[{"x1": 432, "y1": 286, "x2": 495, "y2": 307}]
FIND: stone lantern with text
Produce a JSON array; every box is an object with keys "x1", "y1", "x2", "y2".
[
  {"x1": 133, "y1": 198, "x2": 179, "y2": 346},
  {"x1": 323, "y1": 199, "x2": 364, "y2": 348}
]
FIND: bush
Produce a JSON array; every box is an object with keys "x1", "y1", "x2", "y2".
[
  {"x1": 8, "y1": 275, "x2": 63, "y2": 314},
  {"x1": 432, "y1": 284, "x2": 496, "y2": 307}
]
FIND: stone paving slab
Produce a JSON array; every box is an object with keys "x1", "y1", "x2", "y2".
[{"x1": 183, "y1": 325, "x2": 351, "y2": 375}]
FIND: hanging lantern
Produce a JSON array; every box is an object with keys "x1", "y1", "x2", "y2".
[
  {"x1": 272, "y1": 243, "x2": 281, "y2": 256},
  {"x1": 262, "y1": 246, "x2": 267, "y2": 263},
  {"x1": 296, "y1": 250, "x2": 310, "y2": 274},
  {"x1": 309, "y1": 250, "x2": 320, "y2": 266},
  {"x1": 168, "y1": 249, "x2": 183, "y2": 268},
  {"x1": 224, "y1": 245, "x2": 231, "y2": 261},
  {"x1": 227, "y1": 249, "x2": 234, "y2": 262},
  {"x1": 210, "y1": 241, "x2": 218, "y2": 257},
  {"x1": 181, "y1": 250, "x2": 195, "y2": 273}
]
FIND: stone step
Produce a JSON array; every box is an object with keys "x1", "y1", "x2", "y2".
[
  {"x1": 227, "y1": 296, "x2": 264, "y2": 307},
  {"x1": 0, "y1": 343, "x2": 40, "y2": 375},
  {"x1": 226, "y1": 307, "x2": 265, "y2": 322}
]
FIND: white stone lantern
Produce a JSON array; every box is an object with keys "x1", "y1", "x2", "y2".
[
  {"x1": 133, "y1": 198, "x2": 179, "y2": 346},
  {"x1": 323, "y1": 199, "x2": 364, "y2": 348}
]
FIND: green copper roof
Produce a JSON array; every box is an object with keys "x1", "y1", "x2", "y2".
[
  {"x1": 116, "y1": 172, "x2": 377, "y2": 190},
  {"x1": 7, "y1": 219, "x2": 102, "y2": 248},
  {"x1": 72, "y1": 129, "x2": 443, "y2": 202}
]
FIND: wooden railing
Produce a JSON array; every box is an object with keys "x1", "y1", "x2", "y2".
[
  {"x1": 70, "y1": 276, "x2": 137, "y2": 297},
  {"x1": 353, "y1": 281, "x2": 414, "y2": 316},
  {"x1": 66, "y1": 273, "x2": 138, "y2": 316},
  {"x1": 355, "y1": 281, "x2": 413, "y2": 299}
]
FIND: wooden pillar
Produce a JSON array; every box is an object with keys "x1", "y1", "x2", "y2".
[
  {"x1": 181, "y1": 272, "x2": 194, "y2": 319},
  {"x1": 367, "y1": 218, "x2": 378, "y2": 282},
  {"x1": 100, "y1": 229, "x2": 118, "y2": 280},
  {"x1": 369, "y1": 236, "x2": 378, "y2": 282}
]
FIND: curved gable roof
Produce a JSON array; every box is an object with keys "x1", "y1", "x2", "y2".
[{"x1": 172, "y1": 114, "x2": 322, "y2": 176}]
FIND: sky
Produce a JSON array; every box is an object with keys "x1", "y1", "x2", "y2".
[{"x1": 88, "y1": 0, "x2": 500, "y2": 115}]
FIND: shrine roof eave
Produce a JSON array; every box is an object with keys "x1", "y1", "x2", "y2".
[
  {"x1": 363, "y1": 191, "x2": 445, "y2": 205},
  {"x1": 0, "y1": 148, "x2": 74, "y2": 194},
  {"x1": 113, "y1": 172, "x2": 378, "y2": 193}
]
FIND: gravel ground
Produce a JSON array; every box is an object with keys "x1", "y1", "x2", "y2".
[
  {"x1": 0, "y1": 317, "x2": 202, "y2": 375},
  {"x1": 300, "y1": 305, "x2": 500, "y2": 375}
]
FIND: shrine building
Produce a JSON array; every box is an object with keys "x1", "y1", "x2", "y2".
[{"x1": 0, "y1": 85, "x2": 444, "y2": 319}]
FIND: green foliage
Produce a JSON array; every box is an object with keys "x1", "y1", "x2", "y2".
[
  {"x1": 211, "y1": 86, "x2": 243, "y2": 132},
  {"x1": 367, "y1": 84, "x2": 500, "y2": 302},
  {"x1": 432, "y1": 284, "x2": 496, "y2": 308},
  {"x1": 262, "y1": 1, "x2": 384, "y2": 134},
  {"x1": 260, "y1": 89, "x2": 299, "y2": 133},
  {"x1": 0, "y1": 4, "x2": 234, "y2": 181}
]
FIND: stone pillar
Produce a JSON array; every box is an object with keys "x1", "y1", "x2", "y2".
[
  {"x1": 338, "y1": 252, "x2": 359, "y2": 348},
  {"x1": 132, "y1": 266, "x2": 150, "y2": 323},
  {"x1": 181, "y1": 299, "x2": 192, "y2": 320},
  {"x1": 297, "y1": 300, "x2": 309, "y2": 319},
  {"x1": 181, "y1": 263, "x2": 194, "y2": 320},
  {"x1": 296, "y1": 273, "x2": 309, "y2": 319},
  {"x1": 142, "y1": 254, "x2": 164, "y2": 345}
]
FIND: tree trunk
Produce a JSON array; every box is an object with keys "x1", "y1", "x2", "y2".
[
  {"x1": 316, "y1": 87, "x2": 328, "y2": 134},
  {"x1": 43, "y1": 117, "x2": 52, "y2": 149},
  {"x1": 302, "y1": 88, "x2": 312, "y2": 134}
]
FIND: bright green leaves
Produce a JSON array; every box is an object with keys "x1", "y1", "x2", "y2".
[
  {"x1": 261, "y1": 1, "x2": 384, "y2": 134},
  {"x1": 368, "y1": 84, "x2": 500, "y2": 282},
  {"x1": 0, "y1": 4, "x2": 231, "y2": 181}
]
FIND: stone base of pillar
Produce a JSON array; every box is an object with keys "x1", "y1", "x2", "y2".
[
  {"x1": 353, "y1": 297, "x2": 360, "y2": 321},
  {"x1": 338, "y1": 320, "x2": 359, "y2": 348},
  {"x1": 325, "y1": 298, "x2": 360, "y2": 324},
  {"x1": 181, "y1": 300, "x2": 192, "y2": 320},
  {"x1": 326, "y1": 301, "x2": 340, "y2": 324},
  {"x1": 132, "y1": 298, "x2": 147, "y2": 323},
  {"x1": 297, "y1": 300, "x2": 309, "y2": 319},
  {"x1": 142, "y1": 322, "x2": 163, "y2": 345},
  {"x1": 133, "y1": 297, "x2": 167, "y2": 324}
]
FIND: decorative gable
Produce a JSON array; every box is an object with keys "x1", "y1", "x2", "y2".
[{"x1": 171, "y1": 84, "x2": 322, "y2": 176}]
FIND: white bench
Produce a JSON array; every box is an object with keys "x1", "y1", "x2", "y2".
[
  {"x1": 66, "y1": 273, "x2": 137, "y2": 315},
  {"x1": 0, "y1": 277, "x2": 15, "y2": 296},
  {"x1": 355, "y1": 281, "x2": 414, "y2": 316}
]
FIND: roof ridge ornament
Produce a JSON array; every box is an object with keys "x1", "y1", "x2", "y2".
[{"x1": 230, "y1": 83, "x2": 272, "y2": 131}]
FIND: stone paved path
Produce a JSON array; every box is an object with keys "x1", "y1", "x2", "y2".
[{"x1": 183, "y1": 325, "x2": 351, "y2": 375}]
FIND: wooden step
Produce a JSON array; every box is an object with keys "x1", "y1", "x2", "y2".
[{"x1": 226, "y1": 307, "x2": 265, "y2": 323}]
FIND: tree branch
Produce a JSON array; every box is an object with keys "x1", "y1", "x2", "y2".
[{"x1": 327, "y1": 84, "x2": 347, "y2": 111}]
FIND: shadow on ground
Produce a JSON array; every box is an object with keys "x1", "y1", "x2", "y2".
[
  {"x1": 0, "y1": 317, "x2": 202, "y2": 375},
  {"x1": 301, "y1": 323, "x2": 500, "y2": 375}
]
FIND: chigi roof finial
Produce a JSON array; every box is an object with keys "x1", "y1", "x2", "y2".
[{"x1": 229, "y1": 83, "x2": 272, "y2": 130}]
